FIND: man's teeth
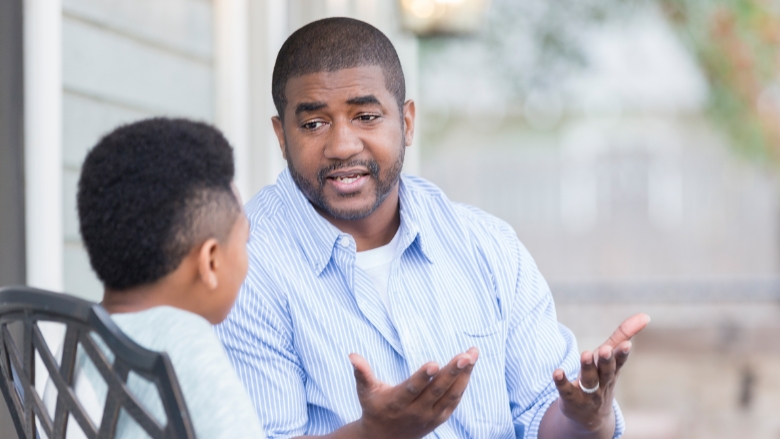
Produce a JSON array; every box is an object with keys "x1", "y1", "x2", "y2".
[{"x1": 334, "y1": 175, "x2": 360, "y2": 183}]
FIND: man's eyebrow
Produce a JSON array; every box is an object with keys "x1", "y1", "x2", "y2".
[
  {"x1": 346, "y1": 95, "x2": 381, "y2": 106},
  {"x1": 295, "y1": 101, "x2": 327, "y2": 116}
]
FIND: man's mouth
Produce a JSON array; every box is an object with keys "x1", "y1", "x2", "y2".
[
  {"x1": 329, "y1": 173, "x2": 366, "y2": 184},
  {"x1": 325, "y1": 170, "x2": 371, "y2": 194}
]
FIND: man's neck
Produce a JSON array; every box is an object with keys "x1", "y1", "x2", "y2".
[{"x1": 316, "y1": 186, "x2": 401, "y2": 252}]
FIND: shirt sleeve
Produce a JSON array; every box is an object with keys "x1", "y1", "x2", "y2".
[
  {"x1": 214, "y1": 273, "x2": 309, "y2": 439},
  {"x1": 505, "y1": 242, "x2": 625, "y2": 439}
]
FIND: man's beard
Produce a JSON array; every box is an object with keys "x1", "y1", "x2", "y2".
[{"x1": 286, "y1": 139, "x2": 405, "y2": 221}]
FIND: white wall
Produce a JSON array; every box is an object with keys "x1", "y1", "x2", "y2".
[{"x1": 61, "y1": 0, "x2": 215, "y2": 301}]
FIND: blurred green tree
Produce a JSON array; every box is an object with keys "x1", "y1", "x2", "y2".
[
  {"x1": 661, "y1": 0, "x2": 779, "y2": 161},
  {"x1": 419, "y1": 0, "x2": 639, "y2": 106},
  {"x1": 419, "y1": 0, "x2": 779, "y2": 161}
]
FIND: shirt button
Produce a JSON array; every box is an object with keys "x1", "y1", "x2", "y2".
[{"x1": 339, "y1": 237, "x2": 350, "y2": 247}]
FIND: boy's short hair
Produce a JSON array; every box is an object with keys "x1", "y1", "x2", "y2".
[{"x1": 77, "y1": 118, "x2": 240, "y2": 291}]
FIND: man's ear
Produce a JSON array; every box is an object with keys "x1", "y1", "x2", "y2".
[
  {"x1": 402, "y1": 100, "x2": 416, "y2": 147},
  {"x1": 197, "y1": 238, "x2": 220, "y2": 290},
  {"x1": 271, "y1": 116, "x2": 287, "y2": 160}
]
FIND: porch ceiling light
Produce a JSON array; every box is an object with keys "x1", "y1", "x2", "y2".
[{"x1": 399, "y1": 0, "x2": 491, "y2": 36}]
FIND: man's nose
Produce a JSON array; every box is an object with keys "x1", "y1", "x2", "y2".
[{"x1": 323, "y1": 120, "x2": 363, "y2": 160}]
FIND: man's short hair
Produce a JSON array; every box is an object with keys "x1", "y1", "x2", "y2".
[
  {"x1": 272, "y1": 17, "x2": 406, "y2": 119},
  {"x1": 77, "y1": 118, "x2": 240, "y2": 291}
]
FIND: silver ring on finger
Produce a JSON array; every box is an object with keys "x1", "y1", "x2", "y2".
[{"x1": 579, "y1": 380, "x2": 599, "y2": 394}]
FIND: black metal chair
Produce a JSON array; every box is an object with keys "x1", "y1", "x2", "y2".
[{"x1": 0, "y1": 286, "x2": 195, "y2": 439}]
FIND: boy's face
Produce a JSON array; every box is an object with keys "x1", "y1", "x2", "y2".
[{"x1": 211, "y1": 207, "x2": 250, "y2": 323}]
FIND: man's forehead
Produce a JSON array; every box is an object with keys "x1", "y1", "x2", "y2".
[{"x1": 284, "y1": 65, "x2": 389, "y2": 102}]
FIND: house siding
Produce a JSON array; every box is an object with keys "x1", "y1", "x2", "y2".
[{"x1": 61, "y1": 0, "x2": 215, "y2": 301}]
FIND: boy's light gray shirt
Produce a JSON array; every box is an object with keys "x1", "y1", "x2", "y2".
[{"x1": 44, "y1": 306, "x2": 265, "y2": 439}]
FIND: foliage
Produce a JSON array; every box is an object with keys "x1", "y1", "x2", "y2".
[
  {"x1": 661, "y1": 0, "x2": 780, "y2": 161},
  {"x1": 418, "y1": 0, "x2": 779, "y2": 161},
  {"x1": 418, "y1": 0, "x2": 643, "y2": 108}
]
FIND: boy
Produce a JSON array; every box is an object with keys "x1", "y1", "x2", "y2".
[{"x1": 49, "y1": 118, "x2": 265, "y2": 438}]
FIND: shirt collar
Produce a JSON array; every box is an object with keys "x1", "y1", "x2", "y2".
[
  {"x1": 278, "y1": 169, "x2": 434, "y2": 276},
  {"x1": 396, "y1": 177, "x2": 434, "y2": 265},
  {"x1": 278, "y1": 169, "x2": 343, "y2": 275}
]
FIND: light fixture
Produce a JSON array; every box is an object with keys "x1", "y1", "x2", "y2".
[{"x1": 398, "y1": 0, "x2": 491, "y2": 36}]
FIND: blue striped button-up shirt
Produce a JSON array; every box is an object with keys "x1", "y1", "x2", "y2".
[{"x1": 215, "y1": 169, "x2": 624, "y2": 439}]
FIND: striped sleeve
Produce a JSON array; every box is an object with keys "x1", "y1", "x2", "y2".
[
  {"x1": 505, "y1": 241, "x2": 625, "y2": 438},
  {"x1": 214, "y1": 271, "x2": 308, "y2": 439}
]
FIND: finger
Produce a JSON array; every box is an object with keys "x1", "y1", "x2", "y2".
[
  {"x1": 577, "y1": 350, "x2": 599, "y2": 394},
  {"x1": 614, "y1": 340, "x2": 632, "y2": 371},
  {"x1": 350, "y1": 353, "x2": 379, "y2": 400},
  {"x1": 552, "y1": 368, "x2": 577, "y2": 401},
  {"x1": 392, "y1": 360, "x2": 440, "y2": 405},
  {"x1": 431, "y1": 347, "x2": 480, "y2": 413},
  {"x1": 604, "y1": 313, "x2": 650, "y2": 349},
  {"x1": 414, "y1": 348, "x2": 477, "y2": 408},
  {"x1": 596, "y1": 345, "x2": 616, "y2": 388}
]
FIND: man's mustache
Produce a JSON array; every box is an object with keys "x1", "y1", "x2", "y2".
[{"x1": 317, "y1": 160, "x2": 381, "y2": 186}]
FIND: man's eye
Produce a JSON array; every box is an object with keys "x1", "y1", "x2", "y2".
[
  {"x1": 356, "y1": 114, "x2": 379, "y2": 122},
  {"x1": 302, "y1": 121, "x2": 325, "y2": 130}
]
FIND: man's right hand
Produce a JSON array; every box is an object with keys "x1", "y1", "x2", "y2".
[{"x1": 350, "y1": 348, "x2": 479, "y2": 439}]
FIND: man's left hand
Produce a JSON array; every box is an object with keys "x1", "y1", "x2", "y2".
[{"x1": 544, "y1": 313, "x2": 651, "y2": 438}]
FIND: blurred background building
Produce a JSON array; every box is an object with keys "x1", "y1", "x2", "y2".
[{"x1": 1, "y1": 0, "x2": 780, "y2": 438}]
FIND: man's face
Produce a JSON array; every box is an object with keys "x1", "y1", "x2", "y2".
[{"x1": 272, "y1": 65, "x2": 415, "y2": 221}]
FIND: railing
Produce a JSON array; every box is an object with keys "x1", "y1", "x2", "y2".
[{"x1": 550, "y1": 278, "x2": 780, "y2": 303}]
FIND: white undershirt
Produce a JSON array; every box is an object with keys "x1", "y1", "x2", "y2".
[{"x1": 354, "y1": 230, "x2": 401, "y2": 320}]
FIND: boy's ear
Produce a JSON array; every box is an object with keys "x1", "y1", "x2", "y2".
[{"x1": 197, "y1": 238, "x2": 220, "y2": 290}]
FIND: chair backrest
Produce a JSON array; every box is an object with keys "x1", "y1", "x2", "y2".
[{"x1": 0, "y1": 286, "x2": 196, "y2": 439}]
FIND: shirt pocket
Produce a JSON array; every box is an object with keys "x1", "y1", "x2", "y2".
[
  {"x1": 457, "y1": 322, "x2": 506, "y2": 402},
  {"x1": 455, "y1": 322, "x2": 512, "y2": 436},
  {"x1": 459, "y1": 322, "x2": 504, "y2": 359}
]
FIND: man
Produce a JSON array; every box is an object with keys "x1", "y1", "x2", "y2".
[{"x1": 215, "y1": 17, "x2": 649, "y2": 439}]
